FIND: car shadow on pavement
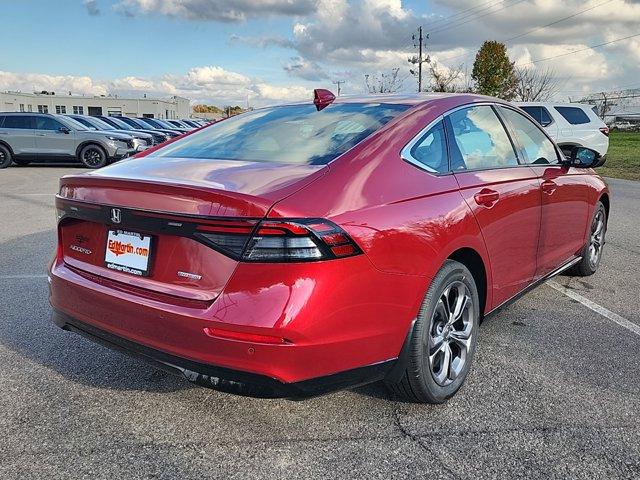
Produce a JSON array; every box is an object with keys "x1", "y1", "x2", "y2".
[
  {"x1": 0, "y1": 229, "x2": 193, "y2": 393},
  {"x1": 0, "y1": 229, "x2": 399, "y2": 400}
]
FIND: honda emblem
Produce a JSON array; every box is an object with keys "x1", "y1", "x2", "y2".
[{"x1": 110, "y1": 208, "x2": 122, "y2": 224}]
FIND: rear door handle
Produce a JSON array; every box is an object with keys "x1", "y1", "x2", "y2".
[
  {"x1": 474, "y1": 188, "x2": 500, "y2": 207},
  {"x1": 541, "y1": 180, "x2": 557, "y2": 195}
]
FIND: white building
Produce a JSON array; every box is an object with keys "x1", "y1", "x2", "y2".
[{"x1": 0, "y1": 91, "x2": 191, "y2": 119}]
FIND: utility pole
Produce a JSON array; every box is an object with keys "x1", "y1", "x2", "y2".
[
  {"x1": 332, "y1": 80, "x2": 345, "y2": 96},
  {"x1": 409, "y1": 26, "x2": 429, "y2": 92},
  {"x1": 417, "y1": 26, "x2": 423, "y2": 93}
]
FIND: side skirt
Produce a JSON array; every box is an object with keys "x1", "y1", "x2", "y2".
[{"x1": 484, "y1": 256, "x2": 581, "y2": 320}]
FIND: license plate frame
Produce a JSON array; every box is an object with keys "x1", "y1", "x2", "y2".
[{"x1": 104, "y1": 229, "x2": 153, "y2": 277}]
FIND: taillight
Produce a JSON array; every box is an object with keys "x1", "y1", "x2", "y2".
[
  {"x1": 599, "y1": 127, "x2": 610, "y2": 137},
  {"x1": 196, "y1": 218, "x2": 362, "y2": 262}
]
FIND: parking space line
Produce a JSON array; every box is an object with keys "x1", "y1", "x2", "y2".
[
  {"x1": 548, "y1": 280, "x2": 640, "y2": 337},
  {"x1": 8, "y1": 193, "x2": 55, "y2": 197},
  {"x1": 0, "y1": 274, "x2": 48, "y2": 279}
]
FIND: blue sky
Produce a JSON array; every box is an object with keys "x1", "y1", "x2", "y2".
[{"x1": 0, "y1": 1, "x2": 638, "y2": 106}]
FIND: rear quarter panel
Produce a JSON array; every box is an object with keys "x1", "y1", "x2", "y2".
[{"x1": 270, "y1": 99, "x2": 494, "y2": 313}]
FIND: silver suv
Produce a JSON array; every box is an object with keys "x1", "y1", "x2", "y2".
[{"x1": 0, "y1": 112, "x2": 136, "y2": 169}]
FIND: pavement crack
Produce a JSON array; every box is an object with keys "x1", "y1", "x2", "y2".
[{"x1": 393, "y1": 406, "x2": 463, "y2": 480}]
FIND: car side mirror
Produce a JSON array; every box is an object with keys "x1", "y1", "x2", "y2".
[
  {"x1": 567, "y1": 146, "x2": 605, "y2": 168},
  {"x1": 59, "y1": 126, "x2": 71, "y2": 134}
]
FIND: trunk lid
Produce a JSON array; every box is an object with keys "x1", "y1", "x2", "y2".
[{"x1": 57, "y1": 156, "x2": 326, "y2": 303}]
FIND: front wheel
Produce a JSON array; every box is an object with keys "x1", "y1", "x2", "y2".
[
  {"x1": 0, "y1": 145, "x2": 12, "y2": 169},
  {"x1": 79, "y1": 144, "x2": 107, "y2": 169},
  {"x1": 567, "y1": 201, "x2": 607, "y2": 276},
  {"x1": 386, "y1": 260, "x2": 480, "y2": 403}
]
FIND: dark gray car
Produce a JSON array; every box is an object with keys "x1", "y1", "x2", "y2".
[{"x1": 66, "y1": 114, "x2": 155, "y2": 151}]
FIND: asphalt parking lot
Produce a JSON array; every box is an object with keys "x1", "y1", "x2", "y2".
[{"x1": 1, "y1": 166, "x2": 639, "y2": 479}]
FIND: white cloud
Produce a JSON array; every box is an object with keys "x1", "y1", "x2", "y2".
[
  {"x1": 83, "y1": 0, "x2": 100, "y2": 16},
  {"x1": 0, "y1": 66, "x2": 310, "y2": 107}
]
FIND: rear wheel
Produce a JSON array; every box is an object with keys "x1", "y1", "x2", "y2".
[
  {"x1": 567, "y1": 201, "x2": 606, "y2": 276},
  {"x1": 79, "y1": 144, "x2": 107, "y2": 169},
  {"x1": 386, "y1": 260, "x2": 480, "y2": 403},
  {"x1": 0, "y1": 145, "x2": 11, "y2": 169}
]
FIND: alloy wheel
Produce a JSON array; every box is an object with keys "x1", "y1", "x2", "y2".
[
  {"x1": 428, "y1": 281, "x2": 474, "y2": 387},
  {"x1": 588, "y1": 209, "x2": 605, "y2": 268},
  {"x1": 83, "y1": 148, "x2": 103, "y2": 167}
]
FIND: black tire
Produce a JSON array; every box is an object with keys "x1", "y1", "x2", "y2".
[
  {"x1": 12, "y1": 158, "x2": 31, "y2": 166},
  {"x1": 79, "y1": 144, "x2": 107, "y2": 169},
  {"x1": 0, "y1": 145, "x2": 12, "y2": 169},
  {"x1": 566, "y1": 201, "x2": 607, "y2": 277},
  {"x1": 386, "y1": 260, "x2": 480, "y2": 403}
]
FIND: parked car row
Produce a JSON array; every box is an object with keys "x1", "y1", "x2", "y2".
[{"x1": 0, "y1": 112, "x2": 211, "y2": 169}]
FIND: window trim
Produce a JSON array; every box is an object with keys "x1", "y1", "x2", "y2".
[
  {"x1": 400, "y1": 114, "x2": 446, "y2": 174},
  {"x1": 401, "y1": 102, "x2": 534, "y2": 175}
]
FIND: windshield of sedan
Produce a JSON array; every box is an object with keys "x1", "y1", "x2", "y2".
[
  {"x1": 151, "y1": 103, "x2": 409, "y2": 165},
  {"x1": 135, "y1": 118, "x2": 157, "y2": 129},
  {"x1": 88, "y1": 117, "x2": 116, "y2": 130},
  {"x1": 106, "y1": 117, "x2": 133, "y2": 130}
]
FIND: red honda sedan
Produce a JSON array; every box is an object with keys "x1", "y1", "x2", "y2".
[{"x1": 50, "y1": 91, "x2": 609, "y2": 403}]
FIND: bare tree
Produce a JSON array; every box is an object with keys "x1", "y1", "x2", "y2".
[
  {"x1": 364, "y1": 68, "x2": 404, "y2": 94},
  {"x1": 428, "y1": 62, "x2": 465, "y2": 93},
  {"x1": 514, "y1": 67, "x2": 562, "y2": 102}
]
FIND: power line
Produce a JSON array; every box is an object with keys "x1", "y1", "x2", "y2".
[
  {"x1": 423, "y1": 0, "x2": 505, "y2": 29},
  {"x1": 505, "y1": 0, "x2": 614, "y2": 43},
  {"x1": 429, "y1": 0, "x2": 528, "y2": 35},
  {"x1": 516, "y1": 32, "x2": 640, "y2": 66},
  {"x1": 435, "y1": 0, "x2": 615, "y2": 65}
]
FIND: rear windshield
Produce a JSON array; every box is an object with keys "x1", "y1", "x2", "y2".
[
  {"x1": 151, "y1": 103, "x2": 409, "y2": 165},
  {"x1": 554, "y1": 106, "x2": 591, "y2": 125}
]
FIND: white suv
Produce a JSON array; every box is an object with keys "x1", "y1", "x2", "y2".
[{"x1": 516, "y1": 102, "x2": 609, "y2": 158}]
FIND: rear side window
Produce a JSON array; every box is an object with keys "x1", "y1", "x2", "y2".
[
  {"x1": 408, "y1": 121, "x2": 448, "y2": 173},
  {"x1": 520, "y1": 106, "x2": 553, "y2": 127},
  {"x1": 499, "y1": 107, "x2": 559, "y2": 165},
  {"x1": 446, "y1": 106, "x2": 518, "y2": 171},
  {"x1": 3, "y1": 115, "x2": 33, "y2": 129},
  {"x1": 554, "y1": 106, "x2": 590, "y2": 125},
  {"x1": 152, "y1": 103, "x2": 409, "y2": 165}
]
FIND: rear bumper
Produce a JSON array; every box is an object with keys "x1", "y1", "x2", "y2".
[{"x1": 52, "y1": 309, "x2": 396, "y2": 398}]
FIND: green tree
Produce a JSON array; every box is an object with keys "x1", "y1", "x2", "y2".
[{"x1": 471, "y1": 41, "x2": 517, "y2": 100}]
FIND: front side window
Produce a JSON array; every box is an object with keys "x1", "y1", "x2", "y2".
[
  {"x1": 152, "y1": 103, "x2": 409, "y2": 165},
  {"x1": 446, "y1": 106, "x2": 518, "y2": 171},
  {"x1": 499, "y1": 107, "x2": 559, "y2": 165},
  {"x1": 554, "y1": 106, "x2": 590, "y2": 125},
  {"x1": 36, "y1": 116, "x2": 64, "y2": 131},
  {"x1": 408, "y1": 121, "x2": 448, "y2": 173}
]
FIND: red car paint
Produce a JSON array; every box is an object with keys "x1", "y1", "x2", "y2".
[{"x1": 49, "y1": 93, "x2": 609, "y2": 394}]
